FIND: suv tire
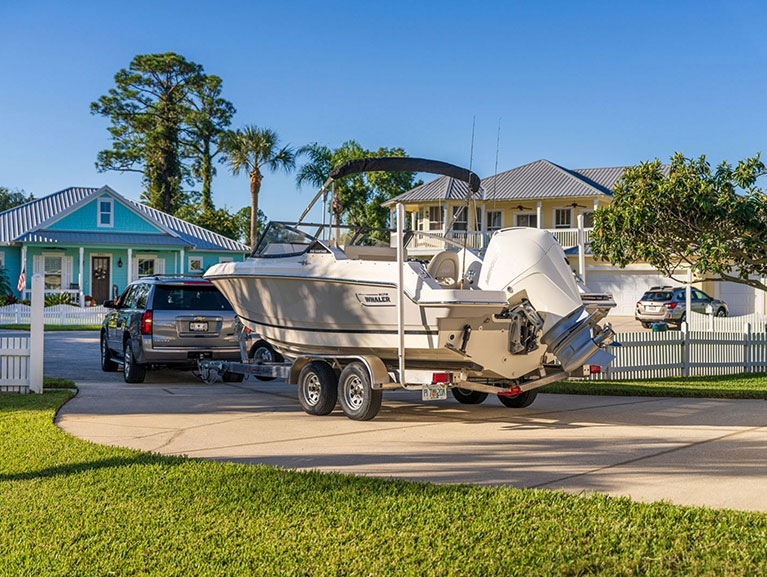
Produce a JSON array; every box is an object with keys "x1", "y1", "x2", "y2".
[
  {"x1": 101, "y1": 333, "x2": 118, "y2": 372},
  {"x1": 123, "y1": 339, "x2": 147, "y2": 383}
]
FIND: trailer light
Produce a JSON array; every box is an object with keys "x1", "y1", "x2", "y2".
[
  {"x1": 140, "y1": 310, "x2": 153, "y2": 335},
  {"x1": 590, "y1": 365, "x2": 602, "y2": 374},
  {"x1": 498, "y1": 385, "x2": 522, "y2": 397},
  {"x1": 431, "y1": 372, "x2": 450, "y2": 384}
]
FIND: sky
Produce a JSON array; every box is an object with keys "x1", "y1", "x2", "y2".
[{"x1": 1, "y1": 0, "x2": 766, "y2": 223}]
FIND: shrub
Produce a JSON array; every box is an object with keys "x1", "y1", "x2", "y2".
[{"x1": 44, "y1": 293, "x2": 73, "y2": 306}]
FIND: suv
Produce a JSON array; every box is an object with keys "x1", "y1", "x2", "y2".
[
  {"x1": 635, "y1": 286, "x2": 728, "y2": 328},
  {"x1": 100, "y1": 276, "x2": 242, "y2": 383}
]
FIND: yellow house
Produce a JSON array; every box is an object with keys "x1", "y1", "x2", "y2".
[{"x1": 384, "y1": 159, "x2": 764, "y2": 317}]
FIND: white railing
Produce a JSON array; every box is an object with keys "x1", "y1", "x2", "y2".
[
  {"x1": 405, "y1": 227, "x2": 593, "y2": 252},
  {"x1": 591, "y1": 323, "x2": 767, "y2": 380},
  {"x1": 688, "y1": 310, "x2": 767, "y2": 333},
  {"x1": 0, "y1": 304, "x2": 108, "y2": 326},
  {"x1": 0, "y1": 336, "x2": 30, "y2": 392}
]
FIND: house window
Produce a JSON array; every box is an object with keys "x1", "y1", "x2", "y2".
[
  {"x1": 487, "y1": 211, "x2": 503, "y2": 231},
  {"x1": 137, "y1": 257, "x2": 155, "y2": 278},
  {"x1": 582, "y1": 211, "x2": 594, "y2": 228},
  {"x1": 97, "y1": 197, "x2": 113, "y2": 228},
  {"x1": 218, "y1": 256, "x2": 234, "y2": 264},
  {"x1": 554, "y1": 208, "x2": 572, "y2": 229},
  {"x1": 451, "y1": 206, "x2": 468, "y2": 231},
  {"x1": 44, "y1": 255, "x2": 62, "y2": 290},
  {"x1": 515, "y1": 213, "x2": 538, "y2": 228},
  {"x1": 188, "y1": 256, "x2": 204, "y2": 273},
  {"x1": 428, "y1": 206, "x2": 443, "y2": 231}
]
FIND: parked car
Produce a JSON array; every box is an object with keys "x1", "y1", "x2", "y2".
[
  {"x1": 100, "y1": 276, "x2": 242, "y2": 383},
  {"x1": 635, "y1": 286, "x2": 728, "y2": 328}
]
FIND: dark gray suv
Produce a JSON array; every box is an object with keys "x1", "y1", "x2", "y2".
[{"x1": 100, "y1": 276, "x2": 241, "y2": 383}]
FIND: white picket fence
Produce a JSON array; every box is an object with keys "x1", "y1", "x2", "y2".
[
  {"x1": 0, "y1": 336, "x2": 30, "y2": 393},
  {"x1": 0, "y1": 304, "x2": 108, "y2": 325},
  {"x1": 595, "y1": 323, "x2": 767, "y2": 380},
  {"x1": 688, "y1": 310, "x2": 767, "y2": 333}
]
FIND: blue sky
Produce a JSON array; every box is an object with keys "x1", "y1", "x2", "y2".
[{"x1": 1, "y1": 0, "x2": 765, "y2": 222}]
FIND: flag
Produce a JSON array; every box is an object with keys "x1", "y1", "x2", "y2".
[{"x1": 17, "y1": 262, "x2": 26, "y2": 293}]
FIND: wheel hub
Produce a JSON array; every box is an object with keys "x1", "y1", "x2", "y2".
[
  {"x1": 345, "y1": 376, "x2": 364, "y2": 409},
  {"x1": 304, "y1": 373, "x2": 320, "y2": 406}
]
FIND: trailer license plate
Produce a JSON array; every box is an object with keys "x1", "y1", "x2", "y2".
[
  {"x1": 422, "y1": 384, "x2": 447, "y2": 401},
  {"x1": 190, "y1": 321, "x2": 208, "y2": 332}
]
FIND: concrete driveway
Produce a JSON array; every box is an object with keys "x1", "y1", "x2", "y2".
[{"x1": 23, "y1": 331, "x2": 767, "y2": 512}]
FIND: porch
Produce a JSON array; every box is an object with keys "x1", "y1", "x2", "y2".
[{"x1": 403, "y1": 227, "x2": 594, "y2": 255}]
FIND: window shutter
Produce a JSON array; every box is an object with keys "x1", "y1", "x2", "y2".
[
  {"x1": 33, "y1": 255, "x2": 43, "y2": 276},
  {"x1": 62, "y1": 256, "x2": 73, "y2": 288}
]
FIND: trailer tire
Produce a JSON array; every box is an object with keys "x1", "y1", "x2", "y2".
[
  {"x1": 451, "y1": 388, "x2": 488, "y2": 404},
  {"x1": 249, "y1": 340, "x2": 284, "y2": 381},
  {"x1": 297, "y1": 361, "x2": 338, "y2": 416},
  {"x1": 338, "y1": 362, "x2": 382, "y2": 421},
  {"x1": 498, "y1": 390, "x2": 537, "y2": 408}
]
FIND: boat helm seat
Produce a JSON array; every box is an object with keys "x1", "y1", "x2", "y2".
[{"x1": 426, "y1": 250, "x2": 461, "y2": 289}]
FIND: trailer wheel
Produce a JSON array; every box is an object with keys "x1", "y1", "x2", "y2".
[
  {"x1": 297, "y1": 361, "x2": 338, "y2": 416},
  {"x1": 498, "y1": 390, "x2": 537, "y2": 408},
  {"x1": 338, "y1": 362, "x2": 382, "y2": 421},
  {"x1": 451, "y1": 388, "x2": 488, "y2": 404},
  {"x1": 249, "y1": 340, "x2": 284, "y2": 381}
]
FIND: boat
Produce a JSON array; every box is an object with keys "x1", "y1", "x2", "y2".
[{"x1": 205, "y1": 158, "x2": 614, "y2": 389}]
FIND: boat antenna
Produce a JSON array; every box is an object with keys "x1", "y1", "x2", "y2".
[
  {"x1": 460, "y1": 116, "x2": 476, "y2": 288},
  {"x1": 492, "y1": 118, "x2": 501, "y2": 212}
]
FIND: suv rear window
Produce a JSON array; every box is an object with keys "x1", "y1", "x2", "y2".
[
  {"x1": 152, "y1": 285, "x2": 233, "y2": 311},
  {"x1": 641, "y1": 291, "x2": 673, "y2": 301}
]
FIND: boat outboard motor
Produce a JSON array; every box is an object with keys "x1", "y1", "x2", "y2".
[{"x1": 478, "y1": 228, "x2": 614, "y2": 373}]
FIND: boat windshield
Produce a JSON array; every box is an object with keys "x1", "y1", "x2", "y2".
[{"x1": 252, "y1": 221, "x2": 473, "y2": 258}]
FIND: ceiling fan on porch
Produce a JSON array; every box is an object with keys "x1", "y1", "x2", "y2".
[
  {"x1": 568, "y1": 202, "x2": 588, "y2": 209},
  {"x1": 514, "y1": 204, "x2": 533, "y2": 211}
]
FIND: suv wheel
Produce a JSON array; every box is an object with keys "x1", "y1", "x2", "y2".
[
  {"x1": 716, "y1": 308, "x2": 727, "y2": 318},
  {"x1": 123, "y1": 339, "x2": 147, "y2": 383},
  {"x1": 101, "y1": 333, "x2": 118, "y2": 372}
]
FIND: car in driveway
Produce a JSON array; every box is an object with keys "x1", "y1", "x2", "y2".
[
  {"x1": 635, "y1": 286, "x2": 728, "y2": 328},
  {"x1": 100, "y1": 276, "x2": 242, "y2": 383}
]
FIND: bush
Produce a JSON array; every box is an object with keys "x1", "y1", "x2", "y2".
[
  {"x1": 44, "y1": 293, "x2": 73, "y2": 306},
  {"x1": 0, "y1": 267, "x2": 11, "y2": 295}
]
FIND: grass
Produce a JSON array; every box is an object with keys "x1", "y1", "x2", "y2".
[
  {"x1": 42, "y1": 376, "x2": 76, "y2": 389},
  {"x1": 0, "y1": 324, "x2": 100, "y2": 331},
  {"x1": 545, "y1": 372, "x2": 767, "y2": 399},
  {"x1": 1, "y1": 394, "x2": 767, "y2": 575}
]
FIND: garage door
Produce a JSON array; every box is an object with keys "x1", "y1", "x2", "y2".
[
  {"x1": 716, "y1": 281, "x2": 756, "y2": 316},
  {"x1": 585, "y1": 270, "x2": 677, "y2": 316}
]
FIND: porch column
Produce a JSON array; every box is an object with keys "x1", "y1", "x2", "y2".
[
  {"x1": 536, "y1": 202, "x2": 542, "y2": 229},
  {"x1": 78, "y1": 247, "x2": 84, "y2": 307},
  {"x1": 593, "y1": 198, "x2": 599, "y2": 212},
  {"x1": 410, "y1": 211, "x2": 417, "y2": 231},
  {"x1": 180, "y1": 248, "x2": 185, "y2": 274},
  {"x1": 127, "y1": 248, "x2": 132, "y2": 284},
  {"x1": 577, "y1": 213, "x2": 586, "y2": 282},
  {"x1": 442, "y1": 204, "x2": 449, "y2": 235}
]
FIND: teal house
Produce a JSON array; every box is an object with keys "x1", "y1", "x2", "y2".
[{"x1": 0, "y1": 186, "x2": 250, "y2": 305}]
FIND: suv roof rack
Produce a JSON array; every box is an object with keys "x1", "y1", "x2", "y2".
[{"x1": 649, "y1": 285, "x2": 674, "y2": 290}]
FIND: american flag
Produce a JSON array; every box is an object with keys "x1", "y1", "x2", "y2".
[{"x1": 16, "y1": 262, "x2": 25, "y2": 293}]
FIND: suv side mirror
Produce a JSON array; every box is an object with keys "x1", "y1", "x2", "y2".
[{"x1": 103, "y1": 300, "x2": 117, "y2": 309}]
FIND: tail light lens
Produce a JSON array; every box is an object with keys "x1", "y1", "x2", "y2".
[
  {"x1": 590, "y1": 365, "x2": 602, "y2": 374},
  {"x1": 636, "y1": 301, "x2": 641, "y2": 308},
  {"x1": 666, "y1": 302, "x2": 678, "y2": 309},
  {"x1": 140, "y1": 310, "x2": 153, "y2": 335},
  {"x1": 432, "y1": 372, "x2": 450, "y2": 384}
]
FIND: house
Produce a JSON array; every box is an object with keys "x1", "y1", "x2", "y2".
[
  {"x1": 0, "y1": 186, "x2": 249, "y2": 305},
  {"x1": 384, "y1": 159, "x2": 764, "y2": 317}
]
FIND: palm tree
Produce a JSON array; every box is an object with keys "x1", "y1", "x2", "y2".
[
  {"x1": 221, "y1": 126, "x2": 296, "y2": 247},
  {"x1": 296, "y1": 142, "x2": 332, "y2": 189}
]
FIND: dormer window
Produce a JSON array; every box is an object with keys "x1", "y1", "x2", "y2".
[{"x1": 98, "y1": 197, "x2": 113, "y2": 228}]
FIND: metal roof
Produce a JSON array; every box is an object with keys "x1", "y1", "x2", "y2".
[
  {"x1": 0, "y1": 186, "x2": 249, "y2": 252},
  {"x1": 386, "y1": 159, "x2": 633, "y2": 205},
  {"x1": 18, "y1": 230, "x2": 192, "y2": 247}
]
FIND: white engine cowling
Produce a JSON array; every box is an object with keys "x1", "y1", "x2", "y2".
[{"x1": 479, "y1": 228, "x2": 614, "y2": 373}]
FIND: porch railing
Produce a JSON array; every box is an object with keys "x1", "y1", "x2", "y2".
[{"x1": 404, "y1": 227, "x2": 594, "y2": 252}]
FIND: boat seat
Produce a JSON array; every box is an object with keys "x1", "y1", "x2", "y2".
[{"x1": 426, "y1": 251, "x2": 461, "y2": 289}]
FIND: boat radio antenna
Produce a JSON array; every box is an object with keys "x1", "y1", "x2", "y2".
[{"x1": 460, "y1": 116, "x2": 476, "y2": 289}]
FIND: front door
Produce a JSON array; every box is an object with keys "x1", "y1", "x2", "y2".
[{"x1": 91, "y1": 256, "x2": 110, "y2": 305}]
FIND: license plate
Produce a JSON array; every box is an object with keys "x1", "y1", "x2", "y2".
[
  {"x1": 422, "y1": 384, "x2": 447, "y2": 401},
  {"x1": 646, "y1": 306, "x2": 658, "y2": 312},
  {"x1": 190, "y1": 321, "x2": 208, "y2": 332}
]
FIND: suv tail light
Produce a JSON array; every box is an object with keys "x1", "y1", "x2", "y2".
[
  {"x1": 665, "y1": 302, "x2": 678, "y2": 309},
  {"x1": 140, "y1": 310, "x2": 153, "y2": 335}
]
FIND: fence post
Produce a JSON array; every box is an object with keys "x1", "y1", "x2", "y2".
[
  {"x1": 29, "y1": 275, "x2": 44, "y2": 394},
  {"x1": 682, "y1": 321, "x2": 690, "y2": 378},
  {"x1": 708, "y1": 309, "x2": 714, "y2": 332},
  {"x1": 15, "y1": 303, "x2": 20, "y2": 325},
  {"x1": 744, "y1": 322, "x2": 752, "y2": 374}
]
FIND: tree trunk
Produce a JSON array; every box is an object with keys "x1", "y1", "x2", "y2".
[
  {"x1": 201, "y1": 138, "x2": 213, "y2": 212},
  {"x1": 250, "y1": 169, "x2": 263, "y2": 249}
]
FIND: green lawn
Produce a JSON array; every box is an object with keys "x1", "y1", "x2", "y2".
[
  {"x1": 0, "y1": 324, "x2": 100, "y2": 331},
  {"x1": 545, "y1": 372, "x2": 767, "y2": 399},
  {"x1": 1, "y1": 393, "x2": 766, "y2": 575},
  {"x1": 42, "y1": 376, "x2": 76, "y2": 389}
]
